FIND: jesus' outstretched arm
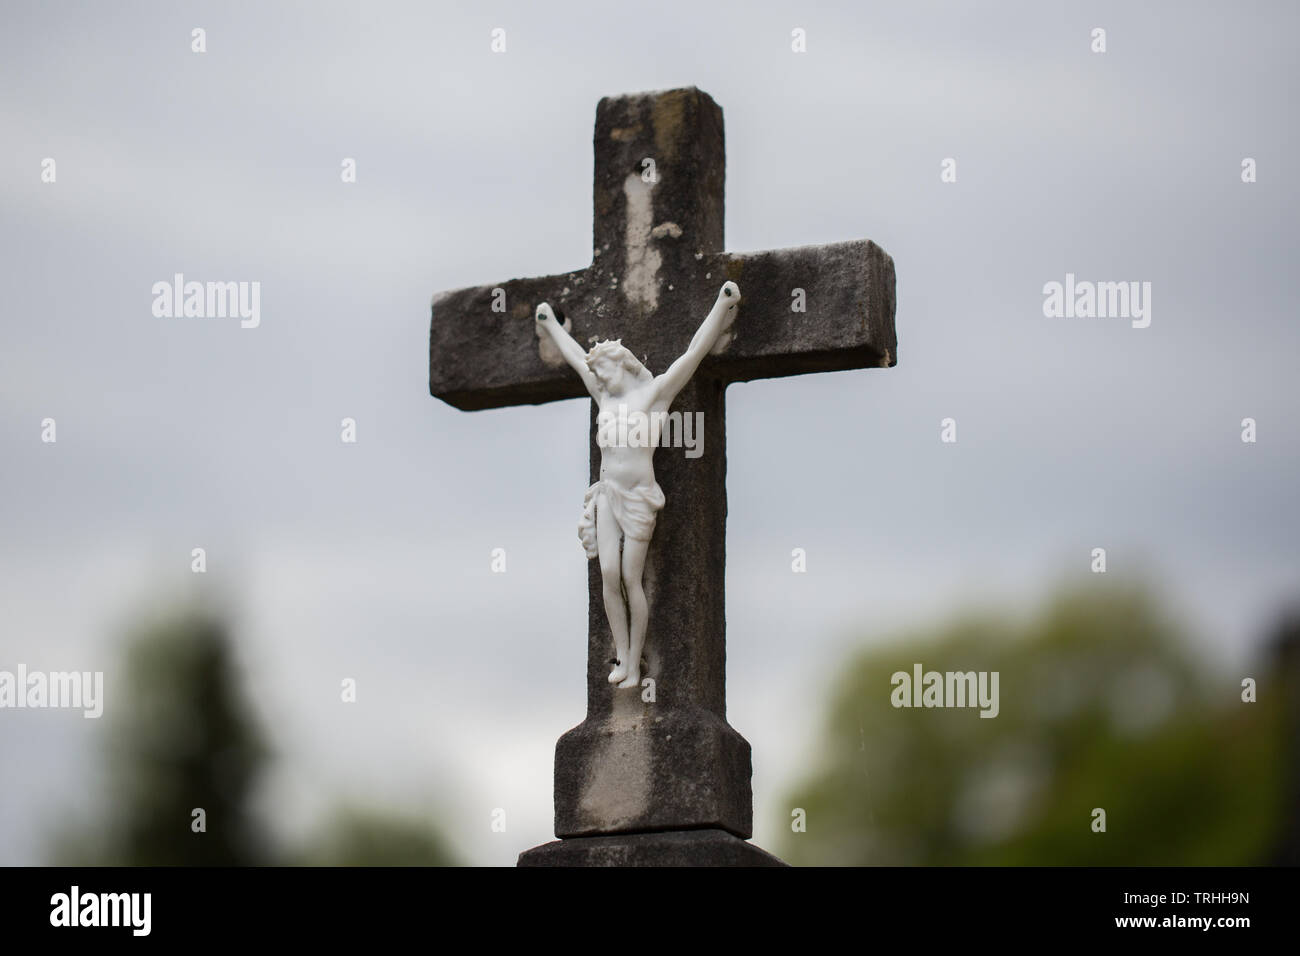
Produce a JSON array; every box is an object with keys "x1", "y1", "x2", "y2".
[
  {"x1": 536, "y1": 303, "x2": 602, "y2": 400},
  {"x1": 652, "y1": 281, "x2": 740, "y2": 409}
]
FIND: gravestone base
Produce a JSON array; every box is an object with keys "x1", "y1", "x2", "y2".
[{"x1": 517, "y1": 828, "x2": 787, "y2": 867}]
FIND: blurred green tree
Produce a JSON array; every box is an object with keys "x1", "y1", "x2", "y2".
[
  {"x1": 53, "y1": 606, "x2": 463, "y2": 867},
  {"x1": 778, "y1": 585, "x2": 1285, "y2": 865},
  {"x1": 57, "y1": 611, "x2": 272, "y2": 865}
]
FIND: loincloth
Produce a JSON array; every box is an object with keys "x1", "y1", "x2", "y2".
[{"x1": 578, "y1": 479, "x2": 666, "y2": 559}]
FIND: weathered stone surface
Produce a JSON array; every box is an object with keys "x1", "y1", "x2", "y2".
[
  {"x1": 555, "y1": 705, "x2": 752, "y2": 838},
  {"x1": 592, "y1": 87, "x2": 725, "y2": 282},
  {"x1": 518, "y1": 828, "x2": 787, "y2": 867},
  {"x1": 703, "y1": 240, "x2": 897, "y2": 381}
]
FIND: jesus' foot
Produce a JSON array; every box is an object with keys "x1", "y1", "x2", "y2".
[
  {"x1": 617, "y1": 670, "x2": 641, "y2": 689},
  {"x1": 608, "y1": 661, "x2": 628, "y2": 684}
]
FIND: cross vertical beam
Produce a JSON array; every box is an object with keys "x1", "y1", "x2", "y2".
[{"x1": 552, "y1": 90, "x2": 750, "y2": 839}]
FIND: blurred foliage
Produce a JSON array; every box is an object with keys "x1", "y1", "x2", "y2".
[
  {"x1": 55, "y1": 611, "x2": 270, "y2": 865},
  {"x1": 295, "y1": 807, "x2": 458, "y2": 866},
  {"x1": 53, "y1": 607, "x2": 460, "y2": 866},
  {"x1": 778, "y1": 585, "x2": 1287, "y2": 865}
]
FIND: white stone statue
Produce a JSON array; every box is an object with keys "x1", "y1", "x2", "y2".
[{"x1": 536, "y1": 281, "x2": 741, "y2": 688}]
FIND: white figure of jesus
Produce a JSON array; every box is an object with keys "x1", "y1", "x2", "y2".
[{"x1": 535, "y1": 281, "x2": 741, "y2": 688}]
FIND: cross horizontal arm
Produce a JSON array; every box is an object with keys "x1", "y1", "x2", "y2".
[
  {"x1": 429, "y1": 237, "x2": 896, "y2": 411},
  {"x1": 699, "y1": 238, "x2": 897, "y2": 383},
  {"x1": 429, "y1": 269, "x2": 595, "y2": 411}
]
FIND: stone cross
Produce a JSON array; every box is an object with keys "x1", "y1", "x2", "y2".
[{"x1": 428, "y1": 87, "x2": 896, "y2": 866}]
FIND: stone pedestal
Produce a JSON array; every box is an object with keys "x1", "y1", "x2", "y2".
[
  {"x1": 519, "y1": 829, "x2": 786, "y2": 867},
  {"x1": 554, "y1": 706, "x2": 752, "y2": 837}
]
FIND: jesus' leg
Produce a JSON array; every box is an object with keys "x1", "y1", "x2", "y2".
[
  {"x1": 595, "y1": 494, "x2": 630, "y2": 684},
  {"x1": 618, "y1": 535, "x2": 650, "y2": 689}
]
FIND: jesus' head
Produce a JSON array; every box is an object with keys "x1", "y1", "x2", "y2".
[{"x1": 585, "y1": 339, "x2": 651, "y2": 396}]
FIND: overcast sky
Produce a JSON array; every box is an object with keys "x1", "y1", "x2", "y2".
[{"x1": 1, "y1": 1, "x2": 1297, "y2": 865}]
